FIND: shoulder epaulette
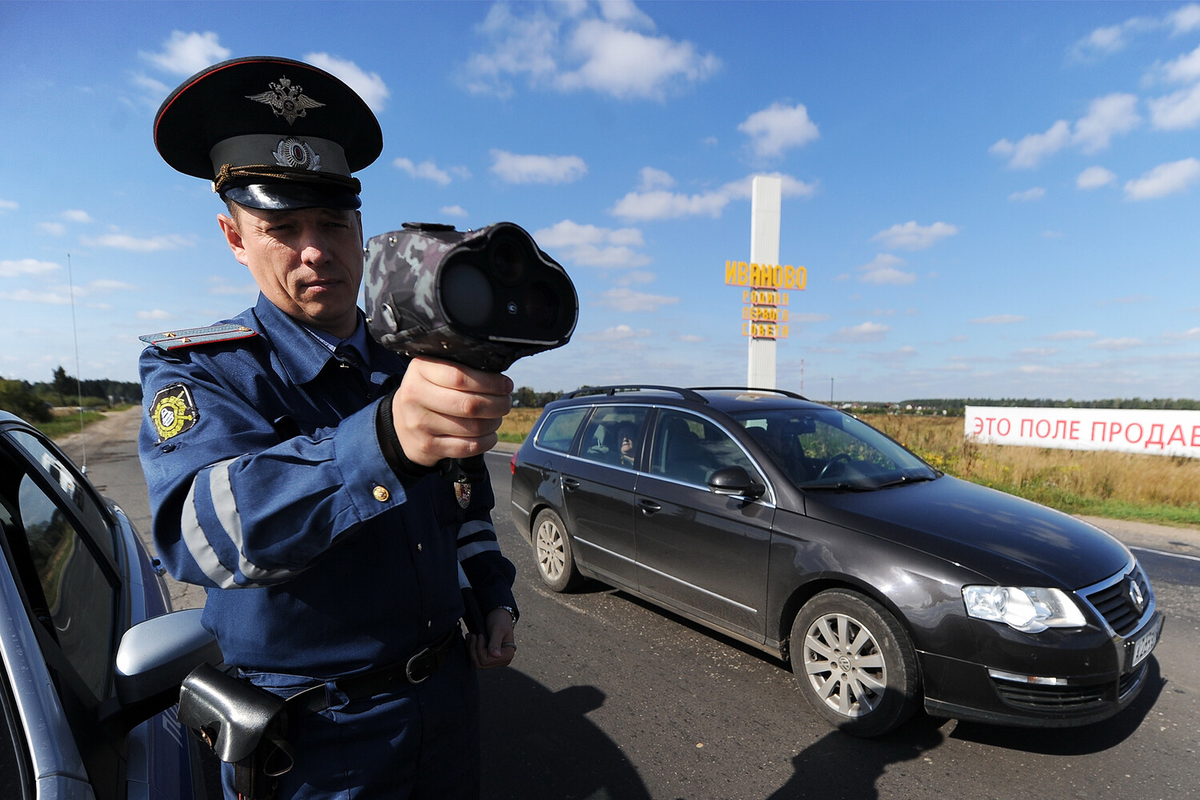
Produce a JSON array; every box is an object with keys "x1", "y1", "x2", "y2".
[{"x1": 139, "y1": 323, "x2": 259, "y2": 351}]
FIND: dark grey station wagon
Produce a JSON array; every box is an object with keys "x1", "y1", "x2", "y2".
[{"x1": 508, "y1": 386, "x2": 1162, "y2": 736}]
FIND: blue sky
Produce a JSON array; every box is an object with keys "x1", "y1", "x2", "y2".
[{"x1": 2, "y1": 1, "x2": 1198, "y2": 402}]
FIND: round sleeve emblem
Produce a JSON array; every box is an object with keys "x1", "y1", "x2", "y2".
[{"x1": 150, "y1": 383, "x2": 199, "y2": 444}]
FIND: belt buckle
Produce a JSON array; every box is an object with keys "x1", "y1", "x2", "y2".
[{"x1": 405, "y1": 646, "x2": 434, "y2": 684}]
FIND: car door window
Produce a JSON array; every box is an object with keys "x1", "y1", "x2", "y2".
[
  {"x1": 577, "y1": 407, "x2": 648, "y2": 469},
  {"x1": 535, "y1": 408, "x2": 588, "y2": 454},
  {"x1": 3, "y1": 434, "x2": 117, "y2": 701},
  {"x1": 651, "y1": 410, "x2": 760, "y2": 487}
]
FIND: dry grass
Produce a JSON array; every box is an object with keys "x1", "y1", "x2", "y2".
[
  {"x1": 873, "y1": 415, "x2": 1200, "y2": 527},
  {"x1": 498, "y1": 407, "x2": 543, "y2": 443}
]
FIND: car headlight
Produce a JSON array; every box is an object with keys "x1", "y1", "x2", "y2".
[{"x1": 962, "y1": 586, "x2": 1087, "y2": 633}]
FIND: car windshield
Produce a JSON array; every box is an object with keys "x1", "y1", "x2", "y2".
[{"x1": 730, "y1": 407, "x2": 938, "y2": 490}]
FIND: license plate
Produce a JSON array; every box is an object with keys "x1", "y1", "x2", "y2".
[{"x1": 1127, "y1": 616, "x2": 1162, "y2": 671}]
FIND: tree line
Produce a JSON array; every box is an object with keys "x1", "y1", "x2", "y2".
[{"x1": 0, "y1": 367, "x2": 142, "y2": 423}]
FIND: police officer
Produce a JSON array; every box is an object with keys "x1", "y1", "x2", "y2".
[{"x1": 140, "y1": 56, "x2": 518, "y2": 799}]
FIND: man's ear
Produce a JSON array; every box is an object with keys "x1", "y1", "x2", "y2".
[{"x1": 218, "y1": 213, "x2": 250, "y2": 266}]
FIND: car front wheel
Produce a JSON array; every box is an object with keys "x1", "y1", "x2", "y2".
[
  {"x1": 532, "y1": 509, "x2": 581, "y2": 592},
  {"x1": 790, "y1": 589, "x2": 919, "y2": 737}
]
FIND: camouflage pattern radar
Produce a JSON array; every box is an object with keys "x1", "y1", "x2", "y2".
[{"x1": 363, "y1": 222, "x2": 578, "y2": 372}]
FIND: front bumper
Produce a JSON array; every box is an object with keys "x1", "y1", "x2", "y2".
[{"x1": 921, "y1": 610, "x2": 1163, "y2": 728}]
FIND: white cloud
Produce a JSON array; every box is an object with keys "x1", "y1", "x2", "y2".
[
  {"x1": 303, "y1": 53, "x2": 390, "y2": 112},
  {"x1": 1164, "y1": 327, "x2": 1200, "y2": 341},
  {"x1": 0, "y1": 259, "x2": 59, "y2": 278},
  {"x1": 870, "y1": 221, "x2": 958, "y2": 251},
  {"x1": 534, "y1": 219, "x2": 650, "y2": 268},
  {"x1": 140, "y1": 31, "x2": 230, "y2": 76},
  {"x1": 0, "y1": 198, "x2": 17, "y2": 212},
  {"x1": 1077, "y1": 166, "x2": 1117, "y2": 189},
  {"x1": 858, "y1": 254, "x2": 916, "y2": 286},
  {"x1": 971, "y1": 315, "x2": 1026, "y2": 325},
  {"x1": 0, "y1": 288, "x2": 72, "y2": 305},
  {"x1": 1159, "y1": 43, "x2": 1200, "y2": 83},
  {"x1": 1148, "y1": 82, "x2": 1200, "y2": 129},
  {"x1": 39, "y1": 222, "x2": 67, "y2": 236},
  {"x1": 393, "y1": 157, "x2": 470, "y2": 186},
  {"x1": 81, "y1": 232, "x2": 195, "y2": 252},
  {"x1": 556, "y1": 19, "x2": 720, "y2": 100},
  {"x1": 1091, "y1": 338, "x2": 1145, "y2": 350},
  {"x1": 992, "y1": 94, "x2": 1139, "y2": 169},
  {"x1": 830, "y1": 321, "x2": 889, "y2": 343},
  {"x1": 638, "y1": 166, "x2": 675, "y2": 191},
  {"x1": 737, "y1": 102, "x2": 820, "y2": 159},
  {"x1": 1072, "y1": 93, "x2": 1141, "y2": 152},
  {"x1": 1124, "y1": 158, "x2": 1200, "y2": 199},
  {"x1": 490, "y1": 150, "x2": 587, "y2": 184},
  {"x1": 610, "y1": 172, "x2": 815, "y2": 221},
  {"x1": 990, "y1": 120, "x2": 1071, "y2": 168},
  {"x1": 596, "y1": 287, "x2": 679, "y2": 312},
  {"x1": 584, "y1": 324, "x2": 653, "y2": 342},
  {"x1": 462, "y1": 2, "x2": 718, "y2": 100},
  {"x1": 61, "y1": 209, "x2": 92, "y2": 223},
  {"x1": 137, "y1": 309, "x2": 173, "y2": 320},
  {"x1": 1008, "y1": 187, "x2": 1045, "y2": 202},
  {"x1": 440, "y1": 205, "x2": 469, "y2": 218},
  {"x1": 1170, "y1": 3, "x2": 1200, "y2": 35},
  {"x1": 1044, "y1": 330, "x2": 1098, "y2": 341}
]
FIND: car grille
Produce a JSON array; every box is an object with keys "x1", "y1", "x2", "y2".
[
  {"x1": 991, "y1": 662, "x2": 1147, "y2": 713},
  {"x1": 991, "y1": 680, "x2": 1109, "y2": 712},
  {"x1": 1078, "y1": 562, "x2": 1152, "y2": 637}
]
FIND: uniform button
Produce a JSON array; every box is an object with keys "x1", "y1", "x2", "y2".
[
  {"x1": 417, "y1": 543, "x2": 423, "y2": 552},
  {"x1": 372, "y1": 485, "x2": 390, "y2": 502},
  {"x1": 427, "y1": 620, "x2": 432, "y2": 628}
]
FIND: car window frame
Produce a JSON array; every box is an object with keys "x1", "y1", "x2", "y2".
[
  {"x1": 643, "y1": 406, "x2": 775, "y2": 504},
  {"x1": 0, "y1": 423, "x2": 125, "y2": 704}
]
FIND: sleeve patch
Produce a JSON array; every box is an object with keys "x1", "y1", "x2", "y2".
[{"x1": 150, "y1": 383, "x2": 200, "y2": 443}]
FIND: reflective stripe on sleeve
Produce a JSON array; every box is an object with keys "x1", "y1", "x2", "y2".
[{"x1": 181, "y1": 457, "x2": 298, "y2": 587}]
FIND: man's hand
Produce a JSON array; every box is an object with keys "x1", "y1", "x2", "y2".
[
  {"x1": 469, "y1": 607, "x2": 516, "y2": 669},
  {"x1": 391, "y1": 357, "x2": 513, "y2": 467}
]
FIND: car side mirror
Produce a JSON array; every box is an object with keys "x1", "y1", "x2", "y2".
[
  {"x1": 708, "y1": 466, "x2": 765, "y2": 500},
  {"x1": 102, "y1": 608, "x2": 224, "y2": 732}
]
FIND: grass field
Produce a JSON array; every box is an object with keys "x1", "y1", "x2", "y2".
[{"x1": 500, "y1": 408, "x2": 1200, "y2": 528}]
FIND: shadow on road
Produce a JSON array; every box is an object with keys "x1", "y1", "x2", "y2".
[{"x1": 479, "y1": 668, "x2": 651, "y2": 800}]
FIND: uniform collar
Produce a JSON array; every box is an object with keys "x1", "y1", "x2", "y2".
[{"x1": 250, "y1": 294, "x2": 407, "y2": 386}]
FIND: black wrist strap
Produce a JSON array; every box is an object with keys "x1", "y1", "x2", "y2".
[{"x1": 376, "y1": 390, "x2": 437, "y2": 479}]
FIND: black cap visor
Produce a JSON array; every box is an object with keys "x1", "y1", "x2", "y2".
[{"x1": 222, "y1": 182, "x2": 362, "y2": 211}]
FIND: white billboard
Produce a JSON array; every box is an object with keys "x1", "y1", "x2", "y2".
[{"x1": 965, "y1": 406, "x2": 1200, "y2": 459}]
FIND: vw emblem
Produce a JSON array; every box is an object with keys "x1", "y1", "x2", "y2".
[{"x1": 1128, "y1": 579, "x2": 1145, "y2": 612}]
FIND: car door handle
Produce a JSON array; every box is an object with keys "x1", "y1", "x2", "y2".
[
  {"x1": 562, "y1": 477, "x2": 580, "y2": 492},
  {"x1": 637, "y1": 499, "x2": 662, "y2": 515}
]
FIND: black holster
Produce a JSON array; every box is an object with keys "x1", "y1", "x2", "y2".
[{"x1": 178, "y1": 663, "x2": 296, "y2": 800}]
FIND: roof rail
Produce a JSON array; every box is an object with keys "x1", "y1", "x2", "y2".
[
  {"x1": 689, "y1": 386, "x2": 809, "y2": 401},
  {"x1": 565, "y1": 385, "x2": 708, "y2": 403}
]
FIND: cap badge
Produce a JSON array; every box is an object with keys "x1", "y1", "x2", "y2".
[
  {"x1": 273, "y1": 137, "x2": 322, "y2": 171},
  {"x1": 246, "y1": 76, "x2": 325, "y2": 125}
]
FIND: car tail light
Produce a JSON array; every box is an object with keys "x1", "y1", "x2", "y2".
[{"x1": 510, "y1": 452, "x2": 518, "y2": 475}]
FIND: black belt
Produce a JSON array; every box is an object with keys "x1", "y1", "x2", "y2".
[{"x1": 286, "y1": 629, "x2": 460, "y2": 716}]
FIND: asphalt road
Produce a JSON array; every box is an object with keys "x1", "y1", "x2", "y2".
[{"x1": 64, "y1": 409, "x2": 1200, "y2": 800}]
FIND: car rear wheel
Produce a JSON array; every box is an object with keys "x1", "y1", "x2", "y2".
[
  {"x1": 533, "y1": 509, "x2": 581, "y2": 592},
  {"x1": 790, "y1": 589, "x2": 919, "y2": 737}
]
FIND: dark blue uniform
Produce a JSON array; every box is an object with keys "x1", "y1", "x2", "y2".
[{"x1": 139, "y1": 294, "x2": 517, "y2": 798}]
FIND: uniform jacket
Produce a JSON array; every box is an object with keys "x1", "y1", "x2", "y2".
[{"x1": 138, "y1": 294, "x2": 517, "y2": 676}]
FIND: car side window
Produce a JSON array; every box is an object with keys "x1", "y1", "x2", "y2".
[
  {"x1": 577, "y1": 407, "x2": 648, "y2": 469},
  {"x1": 651, "y1": 410, "x2": 759, "y2": 487},
  {"x1": 535, "y1": 408, "x2": 589, "y2": 454},
  {"x1": 8, "y1": 431, "x2": 113, "y2": 561},
  {"x1": 2, "y1": 434, "x2": 118, "y2": 702}
]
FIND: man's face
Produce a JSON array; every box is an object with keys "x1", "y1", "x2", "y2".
[{"x1": 219, "y1": 204, "x2": 364, "y2": 339}]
